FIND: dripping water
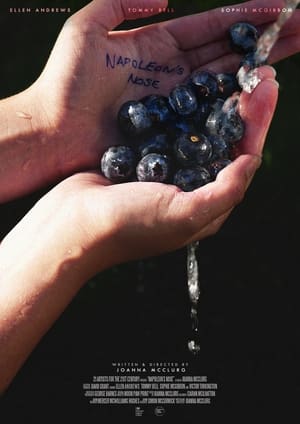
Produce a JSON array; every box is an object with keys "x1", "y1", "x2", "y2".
[
  {"x1": 255, "y1": 0, "x2": 300, "y2": 64},
  {"x1": 187, "y1": 241, "x2": 201, "y2": 354},
  {"x1": 238, "y1": 0, "x2": 300, "y2": 92},
  {"x1": 186, "y1": 1, "x2": 299, "y2": 355}
]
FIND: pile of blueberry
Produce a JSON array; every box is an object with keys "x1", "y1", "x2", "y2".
[{"x1": 101, "y1": 22, "x2": 260, "y2": 192}]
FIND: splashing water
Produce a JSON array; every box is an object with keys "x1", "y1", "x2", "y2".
[
  {"x1": 255, "y1": 0, "x2": 300, "y2": 64},
  {"x1": 187, "y1": 241, "x2": 201, "y2": 354},
  {"x1": 185, "y1": 98, "x2": 241, "y2": 356},
  {"x1": 186, "y1": 1, "x2": 299, "y2": 355},
  {"x1": 238, "y1": 0, "x2": 300, "y2": 92}
]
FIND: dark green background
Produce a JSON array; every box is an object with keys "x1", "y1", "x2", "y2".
[{"x1": 0, "y1": 0, "x2": 299, "y2": 420}]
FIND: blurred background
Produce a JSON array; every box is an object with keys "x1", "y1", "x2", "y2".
[{"x1": 0, "y1": 0, "x2": 299, "y2": 420}]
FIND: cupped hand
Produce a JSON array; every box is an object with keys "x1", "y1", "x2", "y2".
[
  {"x1": 30, "y1": 0, "x2": 300, "y2": 174},
  {"x1": 26, "y1": 65, "x2": 277, "y2": 277}
]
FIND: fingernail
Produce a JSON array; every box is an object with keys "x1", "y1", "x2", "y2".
[{"x1": 264, "y1": 65, "x2": 277, "y2": 78}]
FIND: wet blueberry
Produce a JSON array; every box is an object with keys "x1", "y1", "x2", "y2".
[
  {"x1": 210, "y1": 98, "x2": 225, "y2": 112},
  {"x1": 173, "y1": 167, "x2": 212, "y2": 192},
  {"x1": 136, "y1": 153, "x2": 171, "y2": 183},
  {"x1": 190, "y1": 70, "x2": 219, "y2": 99},
  {"x1": 174, "y1": 133, "x2": 212, "y2": 167},
  {"x1": 141, "y1": 95, "x2": 174, "y2": 125},
  {"x1": 239, "y1": 51, "x2": 267, "y2": 71},
  {"x1": 168, "y1": 85, "x2": 198, "y2": 116},
  {"x1": 101, "y1": 145, "x2": 137, "y2": 183},
  {"x1": 106, "y1": 21, "x2": 249, "y2": 193},
  {"x1": 118, "y1": 100, "x2": 152, "y2": 136},
  {"x1": 205, "y1": 109, "x2": 245, "y2": 144},
  {"x1": 166, "y1": 117, "x2": 197, "y2": 137},
  {"x1": 205, "y1": 109, "x2": 222, "y2": 135},
  {"x1": 219, "y1": 111, "x2": 245, "y2": 144},
  {"x1": 208, "y1": 135, "x2": 231, "y2": 161},
  {"x1": 208, "y1": 159, "x2": 232, "y2": 179},
  {"x1": 216, "y1": 73, "x2": 241, "y2": 98},
  {"x1": 191, "y1": 100, "x2": 211, "y2": 130},
  {"x1": 138, "y1": 133, "x2": 171, "y2": 158},
  {"x1": 229, "y1": 22, "x2": 259, "y2": 54}
]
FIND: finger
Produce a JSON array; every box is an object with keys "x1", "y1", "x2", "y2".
[
  {"x1": 186, "y1": 45, "x2": 279, "y2": 78},
  {"x1": 268, "y1": 33, "x2": 300, "y2": 64},
  {"x1": 70, "y1": 0, "x2": 168, "y2": 32},
  {"x1": 163, "y1": 0, "x2": 297, "y2": 51},
  {"x1": 237, "y1": 68, "x2": 279, "y2": 156},
  {"x1": 186, "y1": 26, "x2": 300, "y2": 72},
  {"x1": 186, "y1": 208, "x2": 234, "y2": 244}
]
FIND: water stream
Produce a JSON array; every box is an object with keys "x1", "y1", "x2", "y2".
[
  {"x1": 238, "y1": 0, "x2": 300, "y2": 92},
  {"x1": 186, "y1": 1, "x2": 299, "y2": 355},
  {"x1": 187, "y1": 241, "x2": 201, "y2": 354}
]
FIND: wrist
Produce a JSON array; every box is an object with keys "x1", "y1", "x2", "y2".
[
  {"x1": 0, "y1": 85, "x2": 60, "y2": 202},
  {"x1": 32, "y1": 75, "x2": 103, "y2": 181}
]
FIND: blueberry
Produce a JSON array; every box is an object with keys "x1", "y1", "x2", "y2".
[
  {"x1": 191, "y1": 100, "x2": 211, "y2": 130},
  {"x1": 219, "y1": 111, "x2": 245, "y2": 144},
  {"x1": 136, "y1": 153, "x2": 171, "y2": 183},
  {"x1": 108, "y1": 22, "x2": 249, "y2": 191},
  {"x1": 209, "y1": 159, "x2": 232, "y2": 179},
  {"x1": 210, "y1": 98, "x2": 225, "y2": 112},
  {"x1": 138, "y1": 133, "x2": 171, "y2": 158},
  {"x1": 101, "y1": 145, "x2": 137, "y2": 183},
  {"x1": 168, "y1": 85, "x2": 198, "y2": 116},
  {"x1": 141, "y1": 95, "x2": 174, "y2": 125},
  {"x1": 208, "y1": 135, "x2": 231, "y2": 161},
  {"x1": 229, "y1": 22, "x2": 259, "y2": 54},
  {"x1": 205, "y1": 109, "x2": 222, "y2": 135},
  {"x1": 118, "y1": 100, "x2": 152, "y2": 136},
  {"x1": 173, "y1": 167, "x2": 211, "y2": 192},
  {"x1": 174, "y1": 133, "x2": 212, "y2": 167},
  {"x1": 166, "y1": 117, "x2": 197, "y2": 137},
  {"x1": 190, "y1": 70, "x2": 219, "y2": 99},
  {"x1": 222, "y1": 92, "x2": 240, "y2": 113},
  {"x1": 205, "y1": 109, "x2": 245, "y2": 144},
  {"x1": 216, "y1": 73, "x2": 241, "y2": 98}
]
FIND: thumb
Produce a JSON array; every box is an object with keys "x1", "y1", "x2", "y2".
[
  {"x1": 72, "y1": 0, "x2": 169, "y2": 32},
  {"x1": 237, "y1": 66, "x2": 279, "y2": 157}
]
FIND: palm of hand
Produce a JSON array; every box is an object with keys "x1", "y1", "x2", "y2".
[
  {"x1": 35, "y1": 0, "x2": 299, "y2": 166},
  {"x1": 37, "y1": 19, "x2": 195, "y2": 158},
  {"x1": 32, "y1": 1, "x2": 293, "y2": 258}
]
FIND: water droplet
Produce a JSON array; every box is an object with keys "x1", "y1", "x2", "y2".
[
  {"x1": 188, "y1": 340, "x2": 201, "y2": 355},
  {"x1": 191, "y1": 306, "x2": 199, "y2": 331},
  {"x1": 187, "y1": 242, "x2": 200, "y2": 304},
  {"x1": 237, "y1": 66, "x2": 261, "y2": 94}
]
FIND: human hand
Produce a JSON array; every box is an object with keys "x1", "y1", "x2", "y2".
[
  {"x1": 0, "y1": 46, "x2": 280, "y2": 393},
  {"x1": 9, "y1": 64, "x2": 272, "y2": 278},
  {"x1": 30, "y1": 0, "x2": 299, "y2": 177}
]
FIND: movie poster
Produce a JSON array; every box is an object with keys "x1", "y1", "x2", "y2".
[{"x1": 0, "y1": 0, "x2": 299, "y2": 420}]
